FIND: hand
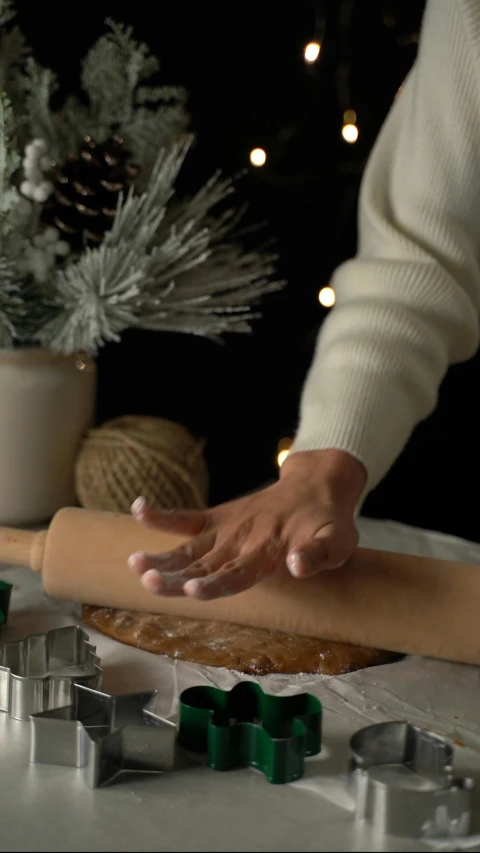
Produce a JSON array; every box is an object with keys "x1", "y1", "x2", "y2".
[{"x1": 128, "y1": 449, "x2": 366, "y2": 601}]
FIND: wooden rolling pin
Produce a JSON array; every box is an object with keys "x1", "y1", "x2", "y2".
[{"x1": 0, "y1": 506, "x2": 479, "y2": 665}]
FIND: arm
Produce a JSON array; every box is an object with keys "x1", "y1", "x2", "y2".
[
  {"x1": 292, "y1": 0, "x2": 480, "y2": 494},
  {"x1": 128, "y1": 0, "x2": 480, "y2": 600}
]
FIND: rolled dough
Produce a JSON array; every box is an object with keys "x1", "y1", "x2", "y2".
[{"x1": 82, "y1": 605, "x2": 399, "y2": 676}]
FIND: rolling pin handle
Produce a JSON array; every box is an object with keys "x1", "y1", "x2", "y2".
[{"x1": 0, "y1": 527, "x2": 46, "y2": 572}]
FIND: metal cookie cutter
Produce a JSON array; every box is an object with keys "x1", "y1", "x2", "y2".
[
  {"x1": 348, "y1": 721, "x2": 474, "y2": 839},
  {"x1": 178, "y1": 681, "x2": 322, "y2": 784},
  {"x1": 0, "y1": 580, "x2": 12, "y2": 635},
  {"x1": 0, "y1": 625, "x2": 102, "y2": 720},
  {"x1": 30, "y1": 683, "x2": 177, "y2": 787}
]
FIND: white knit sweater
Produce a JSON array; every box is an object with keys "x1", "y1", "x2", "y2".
[{"x1": 292, "y1": 0, "x2": 480, "y2": 493}]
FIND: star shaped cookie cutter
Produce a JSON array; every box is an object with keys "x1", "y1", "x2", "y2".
[
  {"x1": 348, "y1": 721, "x2": 474, "y2": 839},
  {"x1": 0, "y1": 625, "x2": 102, "y2": 720},
  {"x1": 30, "y1": 683, "x2": 177, "y2": 787},
  {"x1": 178, "y1": 681, "x2": 322, "y2": 784}
]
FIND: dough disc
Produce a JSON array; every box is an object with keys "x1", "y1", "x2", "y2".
[{"x1": 82, "y1": 605, "x2": 399, "y2": 675}]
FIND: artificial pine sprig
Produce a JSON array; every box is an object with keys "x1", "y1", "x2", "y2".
[{"x1": 0, "y1": 4, "x2": 284, "y2": 356}]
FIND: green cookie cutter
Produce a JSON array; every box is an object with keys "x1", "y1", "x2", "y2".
[
  {"x1": 178, "y1": 682, "x2": 322, "y2": 784},
  {"x1": 0, "y1": 580, "x2": 12, "y2": 631}
]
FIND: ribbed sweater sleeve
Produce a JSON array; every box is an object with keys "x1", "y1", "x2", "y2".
[{"x1": 292, "y1": 0, "x2": 480, "y2": 493}]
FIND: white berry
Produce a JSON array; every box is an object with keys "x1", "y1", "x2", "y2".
[
  {"x1": 32, "y1": 139, "x2": 47, "y2": 154},
  {"x1": 55, "y1": 240, "x2": 70, "y2": 257},
  {"x1": 32, "y1": 181, "x2": 53, "y2": 203},
  {"x1": 43, "y1": 226, "x2": 59, "y2": 244},
  {"x1": 20, "y1": 180, "x2": 34, "y2": 199}
]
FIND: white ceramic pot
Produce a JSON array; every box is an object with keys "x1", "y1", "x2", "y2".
[{"x1": 0, "y1": 348, "x2": 96, "y2": 525}]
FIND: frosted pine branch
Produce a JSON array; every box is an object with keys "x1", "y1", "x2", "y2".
[
  {"x1": 36, "y1": 244, "x2": 147, "y2": 354},
  {"x1": 136, "y1": 311, "x2": 257, "y2": 341},
  {"x1": 80, "y1": 18, "x2": 188, "y2": 173},
  {"x1": 0, "y1": 254, "x2": 23, "y2": 346},
  {"x1": 23, "y1": 59, "x2": 59, "y2": 154},
  {"x1": 3, "y1": 11, "x2": 188, "y2": 172},
  {"x1": 0, "y1": 0, "x2": 14, "y2": 26},
  {"x1": 0, "y1": 25, "x2": 29, "y2": 109},
  {"x1": 0, "y1": 6, "x2": 284, "y2": 353},
  {"x1": 0, "y1": 0, "x2": 28, "y2": 103},
  {"x1": 137, "y1": 254, "x2": 284, "y2": 341},
  {"x1": 0, "y1": 86, "x2": 18, "y2": 193},
  {"x1": 35, "y1": 137, "x2": 284, "y2": 353},
  {"x1": 135, "y1": 85, "x2": 187, "y2": 105}
]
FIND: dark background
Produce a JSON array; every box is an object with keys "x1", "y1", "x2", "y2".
[{"x1": 15, "y1": 0, "x2": 480, "y2": 543}]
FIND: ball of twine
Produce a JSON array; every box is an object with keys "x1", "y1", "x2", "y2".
[{"x1": 75, "y1": 415, "x2": 209, "y2": 513}]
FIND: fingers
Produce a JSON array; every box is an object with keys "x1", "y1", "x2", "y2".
[
  {"x1": 286, "y1": 522, "x2": 358, "y2": 579},
  {"x1": 128, "y1": 530, "x2": 215, "y2": 575},
  {"x1": 183, "y1": 550, "x2": 269, "y2": 600},
  {"x1": 136, "y1": 543, "x2": 234, "y2": 597},
  {"x1": 141, "y1": 564, "x2": 209, "y2": 596},
  {"x1": 129, "y1": 491, "x2": 359, "y2": 599},
  {"x1": 131, "y1": 496, "x2": 208, "y2": 536}
]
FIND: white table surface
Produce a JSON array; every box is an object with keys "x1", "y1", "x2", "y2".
[{"x1": 2, "y1": 516, "x2": 480, "y2": 853}]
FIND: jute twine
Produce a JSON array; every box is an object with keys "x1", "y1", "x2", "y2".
[{"x1": 75, "y1": 415, "x2": 208, "y2": 513}]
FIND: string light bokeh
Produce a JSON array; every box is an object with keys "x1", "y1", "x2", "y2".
[
  {"x1": 341, "y1": 108, "x2": 359, "y2": 143},
  {"x1": 342, "y1": 123, "x2": 359, "y2": 143},
  {"x1": 277, "y1": 437, "x2": 293, "y2": 468},
  {"x1": 318, "y1": 286, "x2": 336, "y2": 308},
  {"x1": 304, "y1": 41, "x2": 321, "y2": 63},
  {"x1": 243, "y1": 1, "x2": 420, "y2": 472},
  {"x1": 249, "y1": 147, "x2": 267, "y2": 167}
]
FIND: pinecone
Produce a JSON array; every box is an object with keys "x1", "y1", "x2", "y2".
[{"x1": 43, "y1": 135, "x2": 139, "y2": 251}]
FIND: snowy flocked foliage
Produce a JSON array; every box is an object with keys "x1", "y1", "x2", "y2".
[{"x1": 0, "y1": 4, "x2": 283, "y2": 355}]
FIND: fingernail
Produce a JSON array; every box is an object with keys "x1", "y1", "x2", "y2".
[
  {"x1": 128, "y1": 551, "x2": 146, "y2": 567},
  {"x1": 287, "y1": 552, "x2": 302, "y2": 578},
  {"x1": 184, "y1": 577, "x2": 230, "y2": 599},
  {"x1": 141, "y1": 569, "x2": 163, "y2": 592},
  {"x1": 131, "y1": 496, "x2": 147, "y2": 515},
  {"x1": 184, "y1": 579, "x2": 206, "y2": 598}
]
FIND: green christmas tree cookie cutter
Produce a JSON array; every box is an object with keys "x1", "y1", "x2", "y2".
[
  {"x1": 0, "y1": 580, "x2": 12, "y2": 632},
  {"x1": 178, "y1": 681, "x2": 322, "y2": 784}
]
